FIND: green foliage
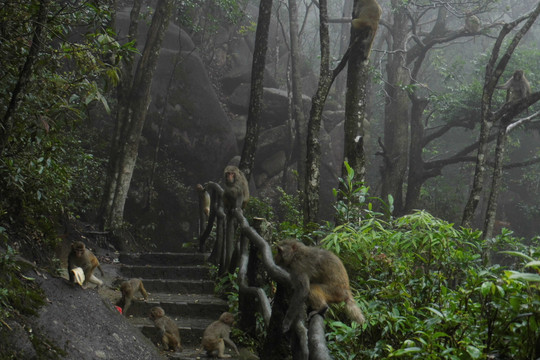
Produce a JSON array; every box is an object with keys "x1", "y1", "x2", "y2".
[
  {"x1": 0, "y1": 1, "x2": 127, "y2": 250},
  {"x1": 321, "y1": 205, "x2": 540, "y2": 359}
]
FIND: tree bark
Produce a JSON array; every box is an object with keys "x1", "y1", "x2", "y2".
[
  {"x1": 304, "y1": 0, "x2": 332, "y2": 225},
  {"x1": 380, "y1": 0, "x2": 409, "y2": 214},
  {"x1": 100, "y1": 0, "x2": 173, "y2": 229},
  {"x1": 288, "y1": 0, "x2": 307, "y2": 194},
  {"x1": 239, "y1": 0, "x2": 273, "y2": 181}
]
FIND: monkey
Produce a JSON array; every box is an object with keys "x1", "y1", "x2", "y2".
[
  {"x1": 223, "y1": 165, "x2": 249, "y2": 211},
  {"x1": 196, "y1": 183, "x2": 211, "y2": 217},
  {"x1": 149, "y1": 306, "x2": 182, "y2": 352},
  {"x1": 117, "y1": 278, "x2": 148, "y2": 316},
  {"x1": 464, "y1": 14, "x2": 481, "y2": 33},
  {"x1": 274, "y1": 239, "x2": 365, "y2": 332},
  {"x1": 67, "y1": 241, "x2": 104, "y2": 289},
  {"x1": 351, "y1": 0, "x2": 382, "y2": 61},
  {"x1": 200, "y1": 312, "x2": 239, "y2": 358},
  {"x1": 497, "y1": 70, "x2": 531, "y2": 103}
]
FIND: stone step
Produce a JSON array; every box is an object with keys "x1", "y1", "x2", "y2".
[
  {"x1": 120, "y1": 264, "x2": 211, "y2": 280},
  {"x1": 123, "y1": 293, "x2": 227, "y2": 319},
  {"x1": 130, "y1": 316, "x2": 213, "y2": 345},
  {"x1": 119, "y1": 252, "x2": 209, "y2": 266},
  {"x1": 139, "y1": 278, "x2": 215, "y2": 294}
]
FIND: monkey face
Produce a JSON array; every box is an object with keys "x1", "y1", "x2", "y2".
[{"x1": 225, "y1": 171, "x2": 235, "y2": 184}]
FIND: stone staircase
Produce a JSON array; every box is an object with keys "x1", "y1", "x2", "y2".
[{"x1": 118, "y1": 249, "x2": 232, "y2": 359}]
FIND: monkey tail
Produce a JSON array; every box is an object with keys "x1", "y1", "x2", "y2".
[{"x1": 345, "y1": 297, "x2": 365, "y2": 324}]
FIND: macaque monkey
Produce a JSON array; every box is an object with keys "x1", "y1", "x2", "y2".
[
  {"x1": 201, "y1": 312, "x2": 239, "y2": 358},
  {"x1": 464, "y1": 14, "x2": 481, "y2": 33},
  {"x1": 497, "y1": 69, "x2": 532, "y2": 103},
  {"x1": 149, "y1": 306, "x2": 182, "y2": 352},
  {"x1": 275, "y1": 239, "x2": 365, "y2": 332},
  {"x1": 351, "y1": 0, "x2": 382, "y2": 61},
  {"x1": 118, "y1": 278, "x2": 148, "y2": 315},
  {"x1": 223, "y1": 165, "x2": 249, "y2": 211},
  {"x1": 67, "y1": 241, "x2": 104, "y2": 288},
  {"x1": 196, "y1": 183, "x2": 211, "y2": 217}
]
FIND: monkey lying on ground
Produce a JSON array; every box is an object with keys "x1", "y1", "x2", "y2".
[
  {"x1": 67, "y1": 241, "x2": 104, "y2": 288},
  {"x1": 117, "y1": 278, "x2": 148, "y2": 315},
  {"x1": 200, "y1": 312, "x2": 240, "y2": 358},
  {"x1": 223, "y1": 165, "x2": 249, "y2": 211},
  {"x1": 497, "y1": 69, "x2": 531, "y2": 103},
  {"x1": 275, "y1": 239, "x2": 365, "y2": 332},
  {"x1": 149, "y1": 306, "x2": 182, "y2": 352}
]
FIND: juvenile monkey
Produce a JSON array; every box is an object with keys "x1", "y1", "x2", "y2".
[
  {"x1": 149, "y1": 306, "x2": 182, "y2": 352},
  {"x1": 464, "y1": 14, "x2": 481, "y2": 33},
  {"x1": 118, "y1": 278, "x2": 148, "y2": 315},
  {"x1": 351, "y1": 0, "x2": 382, "y2": 60},
  {"x1": 275, "y1": 239, "x2": 365, "y2": 332},
  {"x1": 67, "y1": 241, "x2": 104, "y2": 288},
  {"x1": 223, "y1": 165, "x2": 249, "y2": 211},
  {"x1": 201, "y1": 312, "x2": 239, "y2": 358},
  {"x1": 497, "y1": 69, "x2": 532, "y2": 103},
  {"x1": 196, "y1": 183, "x2": 211, "y2": 217}
]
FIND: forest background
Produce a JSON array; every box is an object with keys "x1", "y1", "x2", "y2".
[{"x1": 2, "y1": 0, "x2": 540, "y2": 359}]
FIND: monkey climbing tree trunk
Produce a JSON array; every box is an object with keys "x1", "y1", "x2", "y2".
[
  {"x1": 239, "y1": 0, "x2": 273, "y2": 181},
  {"x1": 100, "y1": 0, "x2": 173, "y2": 230},
  {"x1": 462, "y1": 1, "x2": 540, "y2": 228},
  {"x1": 0, "y1": 0, "x2": 50, "y2": 157}
]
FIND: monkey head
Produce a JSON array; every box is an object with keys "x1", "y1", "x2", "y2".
[
  {"x1": 513, "y1": 70, "x2": 524, "y2": 80},
  {"x1": 218, "y1": 312, "x2": 235, "y2": 326},
  {"x1": 224, "y1": 166, "x2": 236, "y2": 185},
  {"x1": 149, "y1": 306, "x2": 165, "y2": 320},
  {"x1": 275, "y1": 239, "x2": 301, "y2": 266},
  {"x1": 71, "y1": 241, "x2": 86, "y2": 257}
]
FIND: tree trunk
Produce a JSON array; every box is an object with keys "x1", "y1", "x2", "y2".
[
  {"x1": 380, "y1": 0, "x2": 409, "y2": 215},
  {"x1": 288, "y1": 0, "x2": 307, "y2": 194},
  {"x1": 462, "y1": 1, "x2": 540, "y2": 227},
  {"x1": 100, "y1": 0, "x2": 173, "y2": 229},
  {"x1": 339, "y1": 0, "x2": 370, "y2": 201},
  {"x1": 239, "y1": 0, "x2": 273, "y2": 181},
  {"x1": 483, "y1": 121, "x2": 509, "y2": 240},
  {"x1": 0, "y1": 0, "x2": 50, "y2": 156},
  {"x1": 304, "y1": 0, "x2": 332, "y2": 225}
]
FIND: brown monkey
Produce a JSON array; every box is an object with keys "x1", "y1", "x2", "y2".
[
  {"x1": 67, "y1": 241, "x2": 104, "y2": 288},
  {"x1": 223, "y1": 165, "x2": 249, "y2": 211},
  {"x1": 497, "y1": 70, "x2": 532, "y2": 103},
  {"x1": 351, "y1": 0, "x2": 382, "y2": 60},
  {"x1": 464, "y1": 14, "x2": 481, "y2": 33},
  {"x1": 149, "y1": 306, "x2": 182, "y2": 352},
  {"x1": 118, "y1": 278, "x2": 148, "y2": 315},
  {"x1": 196, "y1": 183, "x2": 211, "y2": 217},
  {"x1": 275, "y1": 239, "x2": 365, "y2": 332},
  {"x1": 201, "y1": 312, "x2": 239, "y2": 358}
]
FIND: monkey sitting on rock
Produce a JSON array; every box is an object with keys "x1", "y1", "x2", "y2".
[
  {"x1": 67, "y1": 241, "x2": 104, "y2": 289},
  {"x1": 274, "y1": 239, "x2": 365, "y2": 332}
]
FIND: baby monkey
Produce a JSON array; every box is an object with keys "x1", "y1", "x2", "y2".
[
  {"x1": 201, "y1": 312, "x2": 239, "y2": 358},
  {"x1": 149, "y1": 306, "x2": 182, "y2": 352},
  {"x1": 67, "y1": 241, "x2": 104, "y2": 289},
  {"x1": 275, "y1": 239, "x2": 365, "y2": 332},
  {"x1": 117, "y1": 278, "x2": 148, "y2": 315}
]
